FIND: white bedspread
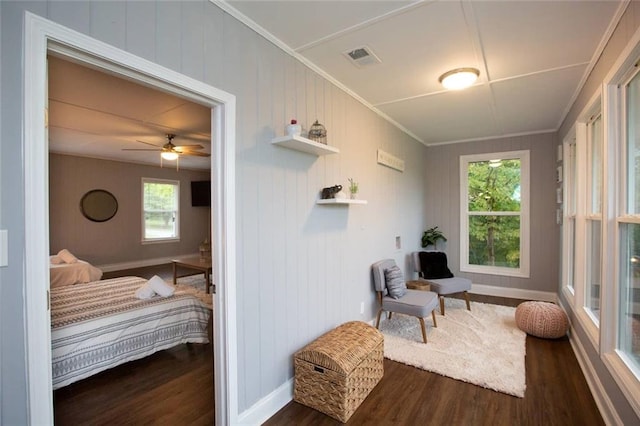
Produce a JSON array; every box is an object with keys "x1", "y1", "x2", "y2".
[
  {"x1": 51, "y1": 276, "x2": 211, "y2": 389},
  {"x1": 50, "y1": 258, "x2": 103, "y2": 288}
]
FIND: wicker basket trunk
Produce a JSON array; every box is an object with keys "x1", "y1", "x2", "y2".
[{"x1": 294, "y1": 321, "x2": 384, "y2": 423}]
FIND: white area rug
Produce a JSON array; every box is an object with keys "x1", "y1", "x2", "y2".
[{"x1": 379, "y1": 298, "x2": 526, "y2": 397}]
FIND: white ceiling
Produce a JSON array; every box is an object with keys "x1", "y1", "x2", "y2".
[
  {"x1": 48, "y1": 1, "x2": 625, "y2": 169},
  {"x1": 48, "y1": 56, "x2": 212, "y2": 170},
  {"x1": 223, "y1": 0, "x2": 624, "y2": 145}
]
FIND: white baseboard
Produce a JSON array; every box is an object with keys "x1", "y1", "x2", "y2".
[
  {"x1": 565, "y1": 322, "x2": 623, "y2": 425},
  {"x1": 97, "y1": 253, "x2": 199, "y2": 272},
  {"x1": 471, "y1": 283, "x2": 557, "y2": 303},
  {"x1": 236, "y1": 378, "x2": 293, "y2": 425}
]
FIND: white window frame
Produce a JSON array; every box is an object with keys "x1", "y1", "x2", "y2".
[
  {"x1": 141, "y1": 178, "x2": 180, "y2": 243},
  {"x1": 459, "y1": 150, "x2": 530, "y2": 278},
  {"x1": 569, "y1": 91, "x2": 602, "y2": 352},
  {"x1": 585, "y1": 112, "x2": 603, "y2": 327},
  {"x1": 561, "y1": 132, "x2": 577, "y2": 306},
  {"x1": 600, "y1": 24, "x2": 640, "y2": 418}
]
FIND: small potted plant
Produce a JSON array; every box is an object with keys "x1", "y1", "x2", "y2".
[
  {"x1": 421, "y1": 226, "x2": 447, "y2": 250},
  {"x1": 348, "y1": 178, "x2": 359, "y2": 199}
]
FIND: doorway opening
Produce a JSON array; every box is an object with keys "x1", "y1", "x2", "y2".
[{"x1": 23, "y1": 12, "x2": 237, "y2": 425}]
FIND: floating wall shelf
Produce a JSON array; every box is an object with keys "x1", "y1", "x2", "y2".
[
  {"x1": 316, "y1": 199, "x2": 368, "y2": 205},
  {"x1": 271, "y1": 134, "x2": 339, "y2": 156}
]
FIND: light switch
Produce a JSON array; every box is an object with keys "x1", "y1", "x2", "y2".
[
  {"x1": 395, "y1": 236, "x2": 401, "y2": 250},
  {"x1": 0, "y1": 230, "x2": 7, "y2": 267}
]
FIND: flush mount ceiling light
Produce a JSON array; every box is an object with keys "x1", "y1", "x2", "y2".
[
  {"x1": 489, "y1": 159, "x2": 502, "y2": 168},
  {"x1": 438, "y1": 67, "x2": 480, "y2": 90}
]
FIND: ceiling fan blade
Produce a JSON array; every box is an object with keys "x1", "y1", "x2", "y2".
[
  {"x1": 174, "y1": 144, "x2": 204, "y2": 150},
  {"x1": 134, "y1": 139, "x2": 163, "y2": 148},
  {"x1": 122, "y1": 148, "x2": 162, "y2": 151},
  {"x1": 180, "y1": 151, "x2": 211, "y2": 157}
]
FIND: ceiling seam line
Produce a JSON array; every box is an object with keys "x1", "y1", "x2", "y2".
[
  {"x1": 292, "y1": 0, "x2": 436, "y2": 53},
  {"x1": 461, "y1": 0, "x2": 503, "y2": 136}
]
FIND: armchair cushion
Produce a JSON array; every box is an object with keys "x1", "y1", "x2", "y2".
[
  {"x1": 384, "y1": 265, "x2": 407, "y2": 299},
  {"x1": 382, "y1": 289, "x2": 438, "y2": 317},
  {"x1": 419, "y1": 251, "x2": 454, "y2": 279}
]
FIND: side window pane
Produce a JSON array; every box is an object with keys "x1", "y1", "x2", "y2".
[
  {"x1": 619, "y1": 223, "x2": 640, "y2": 369},
  {"x1": 627, "y1": 72, "x2": 640, "y2": 215},
  {"x1": 590, "y1": 116, "x2": 603, "y2": 214},
  {"x1": 587, "y1": 220, "x2": 602, "y2": 319}
]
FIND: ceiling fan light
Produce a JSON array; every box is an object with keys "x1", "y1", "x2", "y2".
[
  {"x1": 439, "y1": 67, "x2": 480, "y2": 90},
  {"x1": 161, "y1": 151, "x2": 179, "y2": 161}
]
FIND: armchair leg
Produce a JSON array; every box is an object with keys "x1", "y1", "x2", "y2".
[
  {"x1": 439, "y1": 296, "x2": 445, "y2": 316},
  {"x1": 418, "y1": 317, "x2": 427, "y2": 343},
  {"x1": 375, "y1": 309, "x2": 383, "y2": 329},
  {"x1": 464, "y1": 291, "x2": 471, "y2": 311},
  {"x1": 432, "y1": 310, "x2": 437, "y2": 328}
]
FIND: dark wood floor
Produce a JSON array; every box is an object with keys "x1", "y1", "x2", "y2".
[
  {"x1": 265, "y1": 294, "x2": 605, "y2": 426},
  {"x1": 54, "y1": 270, "x2": 603, "y2": 426}
]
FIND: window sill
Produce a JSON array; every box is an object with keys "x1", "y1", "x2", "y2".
[
  {"x1": 141, "y1": 238, "x2": 180, "y2": 245},
  {"x1": 460, "y1": 265, "x2": 530, "y2": 278}
]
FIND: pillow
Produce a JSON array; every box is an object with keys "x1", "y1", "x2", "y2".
[
  {"x1": 384, "y1": 265, "x2": 407, "y2": 299},
  {"x1": 419, "y1": 251, "x2": 454, "y2": 279},
  {"x1": 148, "y1": 275, "x2": 175, "y2": 297},
  {"x1": 135, "y1": 282, "x2": 156, "y2": 300},
  {"x1": 57, "y1": 249, "x2": 78, "y2": 264},
  {"x1": 50, "y1": 255, "x2": 64, "y2": 265}
]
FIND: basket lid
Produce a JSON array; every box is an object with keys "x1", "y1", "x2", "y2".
[{"x1": 295, "y1": 321, "x2": 383, "y2": 375}]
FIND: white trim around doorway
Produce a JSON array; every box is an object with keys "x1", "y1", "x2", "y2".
[{"x1": 23, "y1": 12, "x2": 237, "y2": 425}]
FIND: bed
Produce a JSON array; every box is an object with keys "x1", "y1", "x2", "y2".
[
  {"x1": 50, "y1": 256, "x2": 103, "y2": 288},
  {"x1": 50, "y1": 276, "x2": 211, "y2": 389}
]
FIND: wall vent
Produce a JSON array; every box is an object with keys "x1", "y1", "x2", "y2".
[{"x1": 343, "y1": 45, "x2": 381, "y2": 68}]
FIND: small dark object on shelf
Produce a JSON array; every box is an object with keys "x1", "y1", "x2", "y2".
[
  {"x1": 308, "y1": 120, "x2": 327, "y2": 144},
  {"x1": 321, "y1": 185, "x2": 342, "y2": 199}
]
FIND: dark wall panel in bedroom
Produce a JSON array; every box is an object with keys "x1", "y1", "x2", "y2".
[{"x1": 49, "y1": 153, "x2": 211, "y2": 267}]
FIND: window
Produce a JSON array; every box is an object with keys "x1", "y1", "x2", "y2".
[
  {"x1": 586, "y1": 114, "x2": 603, "y2": 324},
  {"x1": 619, "y1": 69, "x2": 640, "y2": 371},
  {"x1": 563, "y1": 140, "x2": 578, "y2": 296},
  {"x1": 460, "y1": 150, "x2": 530, "y2": 277},
  {"x1": 142, "y1": 178, "x2": 180, "y2": 242}
]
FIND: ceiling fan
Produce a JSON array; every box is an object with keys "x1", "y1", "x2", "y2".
[{"x1": 123, "y1": 133, "x2": 211, "y2": 160}]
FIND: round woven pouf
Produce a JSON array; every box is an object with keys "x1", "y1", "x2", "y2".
[{"x1": 515, "y1": 301, "x2": 569, "y2": 339}]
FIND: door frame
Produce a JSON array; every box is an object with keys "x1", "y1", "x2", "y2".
[{"x1": 23, "y1": 12, "x2": 238, "y2": 424}]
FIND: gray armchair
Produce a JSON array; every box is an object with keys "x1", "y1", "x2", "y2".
[
  {"x1": 412, "y1": 251, "x2": 471, "y2": 316},
  {"x1": 371, "y1": 259, "x2": 439, "y2": 343}
]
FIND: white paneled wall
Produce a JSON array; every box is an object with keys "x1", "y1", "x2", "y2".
[{"x1": 0, "y1": 0, "x2": 427, "y2": 420}]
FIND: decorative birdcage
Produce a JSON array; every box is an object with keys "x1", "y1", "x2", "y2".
[{"x1": 308, "y1": 120, "x2": 327, "y2": 145}]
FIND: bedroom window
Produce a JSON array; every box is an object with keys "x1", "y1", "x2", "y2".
[
  {"x1": 460, "y1": 150, "x2": 530, "y2": 277},
  {"x1": 142, "y1": 178, "x2": 180, "y2": 242}
]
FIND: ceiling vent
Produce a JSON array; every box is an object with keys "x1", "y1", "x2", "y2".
[{"x1": 343, "y1": 46, "x2": 381, "y2": 68}]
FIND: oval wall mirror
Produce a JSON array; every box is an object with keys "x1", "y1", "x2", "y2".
[{"x1": 80, "y1": 189, "x2": 118, "y2": 222}]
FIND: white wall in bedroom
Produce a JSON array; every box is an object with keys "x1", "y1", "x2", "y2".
[{"x1": 48, "y1": 153, "x2": 210, "y2": 266}]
